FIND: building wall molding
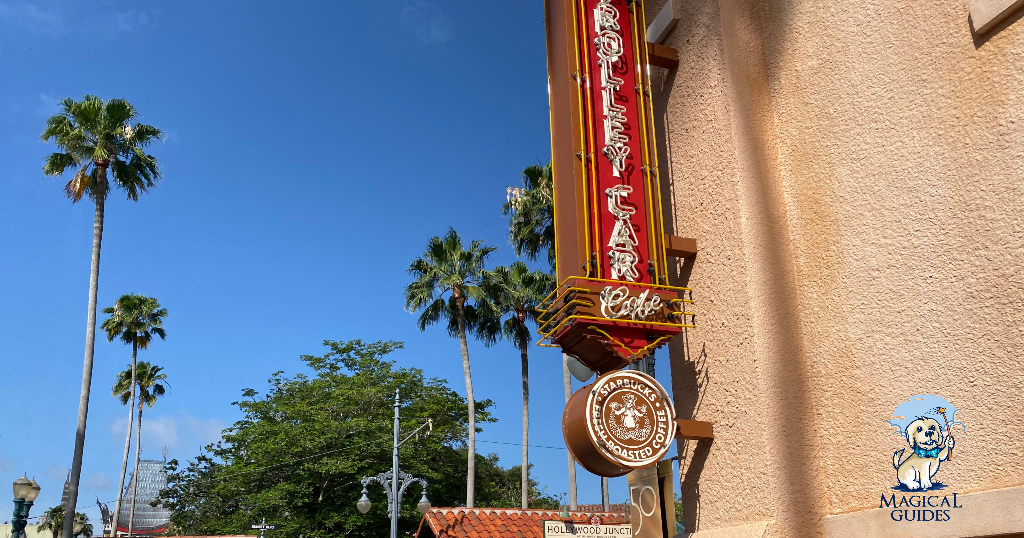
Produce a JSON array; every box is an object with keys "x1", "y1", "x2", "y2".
[{"x1": 970, "y1": 0, "x2": 1024, "y2": 33}]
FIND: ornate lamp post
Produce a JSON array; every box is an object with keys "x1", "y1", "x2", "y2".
[
  {"x1": 11, "y1": 475, "x2": 41, "y2": 538},
  {"x1": 72, "y1": 515, "x2": 85, "y2": 538},
  {"x1": 356, "y1": 389, "x2": 432, "y2": 538}
]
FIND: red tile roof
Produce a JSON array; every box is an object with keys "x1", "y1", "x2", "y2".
[{"x1": 416, "y1": 508, "x2": 630, "y2": 538}]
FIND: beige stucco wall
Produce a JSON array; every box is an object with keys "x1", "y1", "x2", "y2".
[
  {"x1": 0, "y1": 524, "x2": 66, "y2": 538},
  {"x1": 655, "y1": 0, "x2": 1024, "y2": 536}
]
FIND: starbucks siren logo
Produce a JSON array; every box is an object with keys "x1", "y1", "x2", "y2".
[{"x1": 588, "y1": 370, "x2": 675, "y2": 467}]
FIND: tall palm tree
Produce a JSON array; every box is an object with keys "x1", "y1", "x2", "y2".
[
  {"x1": 41, "y1": 95, "x2": 162, "y2": 538},
  {"x1": 502, "y1": 163, "x2": 580, "y2": 506},
  {"x1": 113, "y1": 361, "x2": 167, "y2": 538},
  {"x1": 101, "y1": 294, "x2": 167, "y2": 536},
  {"x1": 404, "y1": 228, "x2": 495, "y2": 508},
  {"x1": 479, "y1": 262, "x2": 555, "y2": 508}
]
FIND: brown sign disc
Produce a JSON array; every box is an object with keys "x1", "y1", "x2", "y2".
[{"x1": 562, "y1": 370, "x2": 677, "y2": 476}]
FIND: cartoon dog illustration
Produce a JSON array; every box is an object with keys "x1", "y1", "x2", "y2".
[{"x1": 892, "y1": 417, "x2": 955, "y2": 490}]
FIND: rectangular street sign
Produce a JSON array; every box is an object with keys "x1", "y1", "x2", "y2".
[
  {"x1": 250, "y1": 524, "x2": 278, "y2": 530},
  {"x1": 543, "y1": 521, "x2": 631, "y2": 537}
]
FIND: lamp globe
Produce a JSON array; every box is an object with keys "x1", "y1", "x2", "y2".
[
  {"x1": 356, "y1": 489, "x2": 371, "y2": 515},
  {"x1": 416, "y1": 492, "x2": 431, "y2": 515},
  {"x1": 12, "y1": 476, "x2": 32, "y2": 500}
]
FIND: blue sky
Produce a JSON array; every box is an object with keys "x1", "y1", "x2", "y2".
[{"x1": 0, "y1": 0, "x2": 677, "y2": 525}]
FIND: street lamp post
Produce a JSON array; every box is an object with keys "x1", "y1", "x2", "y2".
[
  {"x1": 356, "y1": 389, "x2": 432, "y2": 538},
  {"x1": 72, "y1": 516, "x2": 85, "y2": 538},
  {"x1": 11, "y1": 475, "x2": 41, "y2": 538}
]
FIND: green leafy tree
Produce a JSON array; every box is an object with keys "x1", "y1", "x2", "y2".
[
  {"x1": 41, "y1": 95, "x2": 162, "y2": 535},
  {"x1": 37, "y1": 507, "x2": 92, "y2": 538},
  {"x1": 474, "y1": 457, "x2": 559, "y2": 511},
  {"x1": 403, "y1": 229, "x2": 495, "y2": 508},
  {"x1": 112, "y1": 361, "x2": 167, "y2": 537},
  {"x1": 479, "y1": 262, "x2": 555, "y2": 508},
  {"x1": 156, "y1": 339, "x2": 506, "y2": 537},
  {"x1": 101, "y1": 294, "x2": 167, "y2": 531}
]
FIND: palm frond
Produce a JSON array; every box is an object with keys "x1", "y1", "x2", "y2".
[
  {"x1": 503, "y1": 164, "x2": 555, "y2": 268},
  {"x1": 42, "y1": 152, "x2": 80, "y2": 176},
  {"x1": 125, "y1": 123, "x2": 162, "y2": 147},
  {"x1": 415, "y1": 297, "x2": 448, "y2": 332},
  {"x1": 61, "y1": 164, "x2": 95, "y2": 202},
  {"x1": 480, "y1": 261, "x2": 554, "y2": 350},
  {"x1": 41, "y1": 95, "x2": 163, "y2": 203},
  {"x1": 101, "y1": 294, "x2": 168, "y2": 348},
  {"x1": 405, "y1": 228, "x2": 495, "y2": 341},
  {"x1": 103, "y1": 99, "x2": 136, "y2": 131}
]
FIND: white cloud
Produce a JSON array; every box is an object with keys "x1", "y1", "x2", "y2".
[
  {"x1": 183, "y1": 416, "x2": 224, "y2": 446},
  {"x1": 113, "y1": 8, "x2": 158, "y2": 34},
  {"x1": 0, "y1": 1, "x2": 65, "y2": 36},
  {"x1": 44, "y1": 464, "x2": 68, "y2": 482},
  {"x1": 0, "y1": 457, "x2": 13, "y2": 474},
  {"x1": 111, "y1": 414, "x2": 179, "y2": 452},
  {"x1": 401, "y1": 1, "x2": 453, "y2": 45},
  {"x1": 0, "y1": 2, "x2": 159, "y2": 38},
  {"x1": 161, "y1": 128, "x2": 181, "y2": 146},
  {"x1": 36, "y1": 92, "x2": 60, "y2": 117},
  {"x1": 110, "y1": 412, "x2": 224, "y2": 457},
  {"x1": 141, "y1": 415, "x2": 179, "y2": 450},
  {"x1": 86, "y1": 472, "x2": 112, "y2": 491},
  {"x1": 110, "y1": 415, "x2": 132, "y2": 439}
]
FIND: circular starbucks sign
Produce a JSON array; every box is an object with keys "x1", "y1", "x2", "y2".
[{"x1": 563, "y1": 370, "x2": 677, "y2": 476}]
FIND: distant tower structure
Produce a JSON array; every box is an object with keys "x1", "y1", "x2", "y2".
[
  {"x1": 60, "y1": 470, "x2": 71, "y2": 507},
  {"x1": 115, "y1": 460, "x2": 171, "y2": 536}
]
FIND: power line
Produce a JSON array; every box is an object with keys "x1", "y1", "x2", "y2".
[{"x1": 477, "y1": 439, "x2": 566, "y2": 450}]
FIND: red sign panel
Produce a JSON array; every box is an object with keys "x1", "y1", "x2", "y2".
[
  {"x1": 541, "y1": 0, "x2": 694, "y2": 372},
  {"x1": 583, "y1": 0, "x2": 651, "y2": 285}
]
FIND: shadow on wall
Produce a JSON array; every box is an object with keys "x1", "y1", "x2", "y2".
[
  {"x1": 649, "y1": 0, "x2": 828, "y2": 534},
  {"x1": 650, "y1": 9, "x2": 707, "y2": 534},
  {"x1": 676, "y1": 339, "x2": 711, "y2": 533},
  {"x1": 972, "y1": 5, "x2": 1024, "y2": 47}
]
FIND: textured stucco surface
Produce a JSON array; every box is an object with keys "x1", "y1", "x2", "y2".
[{"x1": 653, "y1": 0, "x2": 1024, "y2": 536}]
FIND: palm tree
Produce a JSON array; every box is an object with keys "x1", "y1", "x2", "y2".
[
  {"x1": 404, "y1": 228, "x2": 495, "y2": 508},
  {"x1": 101, "y1": 294, "x2": 167, "y2": 537},
  {"x1": 479, "y1": 262, "x2": 555, "y2": 508},
  {"x1": 41, "y1": 95, "x2": 162, "y2": 537},
  {"x1": 502, "y1": 163, "x2": 580, "y2": 506},
  {"x1": 37, "y1": 507, "x2": 91, "y2": 538},
  {"x1": 502, "y1": 163, "x2": 554, "y2": 270},
  {"x1": 38, "y1": 505, "x2": 65, "y2": 538},
  {"x1": 113, "y1": 361, "x2": 167, "y2": 537}
]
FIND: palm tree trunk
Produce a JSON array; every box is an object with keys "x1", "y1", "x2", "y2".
[
  {"x1": 112, "y1": 341, "x2": 138, "y2": 537},
  {"x1": 520, "y1": 333, "x2": 530, "y2": 509},
  {"x1": 63, "y1": 181, "x2": 106, "y2": 538},
  {"x1": 128, "y1": 400, "x2": 144, "y2": 538},
  {"x1": 455, "y1": 301, "x2": 475, "y2": 509},
  {"x1": 563, "y1": 353, "x2": 577, "y2": 510}
]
